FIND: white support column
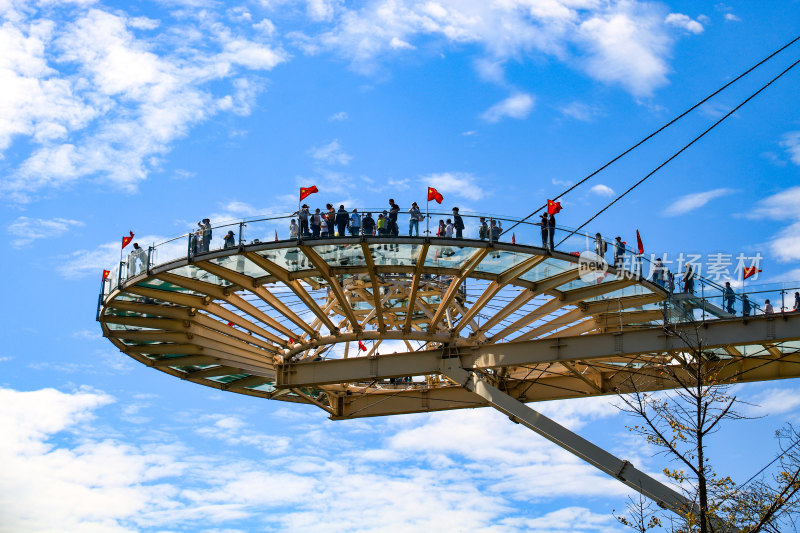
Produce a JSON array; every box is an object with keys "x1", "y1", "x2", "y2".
[{"x1": 439, "y1": 357, "x2": 692, "y2": 516}]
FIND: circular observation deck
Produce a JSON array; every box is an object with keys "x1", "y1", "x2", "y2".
[{"x1": 98, "y1": 234, "x2": 667, "y2": 409}]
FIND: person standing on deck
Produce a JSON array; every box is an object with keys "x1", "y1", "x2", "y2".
[
  {"x1": 538, "y1": 213, "x2": 549, "y2": 250},
  {"x1": 326, "y1": 204, "x2": 336, "y2": 237},
  {"x1": 614, "y1": 236, "x2": 625, "y2": 268},
  {"x1": 298, "y1": 204, "x2": 310, "y2": 237},
  {"x1": 388, "y1": 199, "x2": 400, "y2": 236},
  {"x1": 479, "y1": 217, "x2": 489, "y2": 241},
  {"x1": 362, "y1": 212, "x2": 375, "y2": 236},
  {"x1": 724, "y1": 282, "x2": 736, "y2": 314},
  {"x1": 547, "y1": 212, "x2": 556, "y2": 251},
  {"x1": 452, "y1": 207, "x2": 464, "y2": 238},
  {"x1": 408, "y1": 202, "x2": 422, "y2": 236},
  {"x1": 201, "y1": 219, "x2": 212, "y2": 252},
  {"x1": 336, "y1": 205, "x2": 349, "y2": 237},
  {"x1": 350, "y1": 209, "x2": 361, "y2": 236},
  {"x1": 311, "y1": 208, "x2": 322, "y2": 237}
]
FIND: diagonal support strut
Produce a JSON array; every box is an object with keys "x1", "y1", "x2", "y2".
[{"x1": 439, "y1": 357, "x2": 692, "y2": 517}]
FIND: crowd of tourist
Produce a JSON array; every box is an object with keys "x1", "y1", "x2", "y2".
[
  {"x1": 124, "y1": 202, "x2": 799, "y2": 319},
  {"x1": 293, "y1": 200, "x2": 477, "y2": 240}
]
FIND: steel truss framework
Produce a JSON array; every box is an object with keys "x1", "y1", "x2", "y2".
[{"x1": 99, "y1": 237, "x2": 800, "y2": 520}]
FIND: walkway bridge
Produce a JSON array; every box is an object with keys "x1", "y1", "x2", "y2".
[{"x1": 98, "y1": 210, "x2": 800, "y2": 519}]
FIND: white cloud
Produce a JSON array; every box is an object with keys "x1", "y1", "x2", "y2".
[
  {"x1": 663, "y1": 188, "x2": 736, "y2": 217},
  {"x1": 724, "y1": 13, "x2": 741, "y2": 22},
  {"x1": 195, "y1": 415, "x2": 291, "y2": 454},
  {"x1": 665, "y1": 13, "x2": 704, "y2": 34},
  {"x1": 577, "y1": 3, "x2": 672, "y2": 97},
  {"x1": 307, "y1": 0, "x2": 340, "y2": 22},
  {"x1": 0, "y1": 385, "x2": 638, "y2": 532},
  {"x1": 559, "y1": 101, "x2": 602, "y2": 121},
  {"x1": 745, "y1": 387, "x2": 800, "y2": 417},
  {"x1": 589, "y1": 184, "x2": 614, "y2": 197},
  {"x1": 749, "y1": 186, "x2": 800, "y2": 221},
  {"x1": 389, "y1": 36, "x2": 415, "y2": 50},
  {"x1": 749, "y1": 186, "x2": 800, "y2": 263},
  {"x1": 481, "y1": 93, "x2": 535, "y2": 123},
  {"x1": 7, "y1": 216, "x2": 84, "y2": 247},
  {"x1": 300, "y1": 1, "x2": 682, "y2": 96},
  {"x1": 0, "y1": 5, "x2": 286, "y2": 202},
  {"x1": 57, "y1": 233, "x2": 185, "y2": 279},
  {"x1": 328, "y1": 111, "x2": 348, "y2": 121},
  {"x1": 765, "y1": 221, "x2": 800, "y2": 263},
  {"x1": 422, "y1": 172, "x2": 485, "y2": 201},
  {"x1": 309, "y1": 139, "x2": 353, "y2": 165},
  {"x1": 781, "y1": 131, "x2": 800, "y2": 166},
  {"x1": 209, "y1": 200, "x2": 289, "y2": 222}
]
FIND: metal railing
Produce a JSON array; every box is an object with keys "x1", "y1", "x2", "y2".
[{"x1": 99, "y1": 208, "x2": 796, "y2": 324}]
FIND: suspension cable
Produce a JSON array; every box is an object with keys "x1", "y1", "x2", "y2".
[
  {"x1": 501, "y1": 32, "x2": 800, "y2": 237},
  {"x1": 557, "y1": 56, "x2": 800, "y2": 247}
]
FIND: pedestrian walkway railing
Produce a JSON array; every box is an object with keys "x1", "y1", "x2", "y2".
[
  {"x1": 101, "y1": 208, "x2": 795, "y2": 324},
  {"x1": 664, "y1": 276, "x2": 800, "y2": 322},
  {"x1": 102, "y1": 208, "x2": 658, "y2": 290}
]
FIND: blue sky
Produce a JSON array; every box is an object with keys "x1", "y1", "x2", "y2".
[{"x1": 3, "y1": 0, "x2": 800, "y2": 531}]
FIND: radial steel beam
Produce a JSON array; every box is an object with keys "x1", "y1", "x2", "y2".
[
  {"x1": 360, "y1": 242, "x2": 386, "y2": 332},
  {"x1": 299, "y1": 246, "x2": 360, "y2": 333},
  {"x1": 429, "y1": 248, "x2": 490, "y2": 330},
  {"x1": 492, "y1": 279, "x2": 638, "y2": 342},
  {"x1": 403, "y1": 243, "x2": 429, "y2": 333},
  {"x1": 439, "y1": 359, "x2": 692, "y2": 515},
  {"x1": 115, "y1": 289, "x2": 285, "y2": 347},
  {"x1": 194, "y1": 260, "x2": 315, "y2": 337},
  {"x1": 470, "y1": 268, "x2": 582, "y2": 338},
  {"x1": 453, "y1": 255, "x2": 546, "y2": 335},
  {"x1": 245, "y1": 251, "x2": 339, "y2": 333},
  {"x1": 153, "y1": 273, "x2": 296, "y2": 342}
]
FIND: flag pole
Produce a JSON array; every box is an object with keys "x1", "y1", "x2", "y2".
[{"x1": 426, "y1": 197, "x2": 430, "y2": 236}]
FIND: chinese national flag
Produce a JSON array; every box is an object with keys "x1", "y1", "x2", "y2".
[
  {"x1": 274, "y1": 230, "x2": 279, "y2": 242},
  {"x1": 358, "y1": 340, "x2": 368, "y2": 352},
  {"x1": 300, "y1": 186, "x2": 318, "y2": 201},
  {"x1": 636, "y1": 230, "x2": 644, "y2": 255},
  {"x1": 569, "y1": 251, "x2": 581, "y2": 257},
  {"x1": 743, "y1": 266, "x2": 762, "y2": 280},
  {"x1": 227, "y1": 321, "x2": 234, "y2": 327},
  {"x1": 547, "y1": 199, "x2": 562, "y2": 215},
  {"x1": 102, "y1": 269, "x2": 111, "y2": 280},
  {"x1": 427, "y1": 187, "x2": 443, "y2": 204},
  {"x1": 511, "y1": 233, "x2": 516, "y2": 244},
  {"x1": 121, "y1": 231, "x2": 134, "y2": 249}
]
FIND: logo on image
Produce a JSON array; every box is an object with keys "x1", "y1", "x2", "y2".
[{"x1": 578, "y1": 251, "x2": 609, "y2": 283}]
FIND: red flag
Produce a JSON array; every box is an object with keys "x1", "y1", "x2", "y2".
[
  {"x1": 636, "y1": 230, "x2": 644, "y2": 255},
  {"x1": 274, "y1": 230, "x2": 279, "y2": 242},
  {"x1": 511, "y1": 233, "x2": 516, "y2": 244},
  {"x1": 358, "y1": 340, "x2": 368, "y2": 352},
  {"x1": 427, "y1": 187, "x2": 443, "y2": 204},
  {"x1": 289, "y1": 338, "x2": 295, "y2": 344},
  {"x1": 226, "y1": 321, "x2": 234, "y2": 327},
  {"x1": 743, "y1": 266, "x2": 762, "y2": 280},
  {"x1": 300, "y1": 186, "x2": 318, "y2": 201},
  {"x1": 547, "y1": 199, "x2": 562, "y2": 215},
  {"x1": 569, "y1": 251, "x2": 581, "y2": 257},
  {"x1": 121, "y1": 231, "x2": 134, "y2": 249},
  {"x1": 102, "y1": 269, "x2": 111, "y2": 280}
]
